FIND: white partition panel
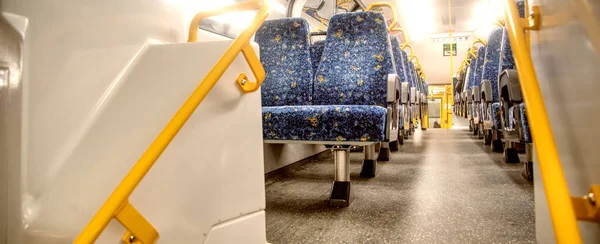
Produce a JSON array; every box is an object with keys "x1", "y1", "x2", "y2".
[{"x1": 2, "y1": 0, "x2": 267, "y2": 243}]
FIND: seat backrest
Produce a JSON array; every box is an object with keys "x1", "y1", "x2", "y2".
[
  {"x1": 408, "y1": 62, "x2": 417, "y2": 88},
  {"x1": 472, "y1": 46, "x2": 486, "y2": 88},
  {"x1": 499, "y1": 1, "x2": 525, "y2": 73},
  {"x1": 310, "y1": 40, "x2": 325, "y2": 76},
  {"x1": 390, "y1": 36, "x2": 409, "y2": 84},
  {"x1": 466, "y1": 57, "x2": 477, "y2": 90},
  {"x1": 313, "y1": 12, "x2": 395, "y2": 106},
  {"x1": 401, "y1": 50, "x2": 415, "y2": 87},
  {"x1": 499, "y1": 27, "x2": 516, "y2": 72},
  {"x1": 256, "y1": 18, "x2": 313, "y2": 106},
  {"x1": 481, "y1": 28, "x2": 503, "y2": 101},
  {"x1": 453, "y1": 77, "x2": 459, "y2": 95}
]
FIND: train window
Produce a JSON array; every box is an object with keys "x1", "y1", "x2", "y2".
[
  {"x1": 192, "y1": 0, "x2": 287, "y2": 39},
  {"x1": 288, "y1": 0, "x2": 365, "y2": 33}
]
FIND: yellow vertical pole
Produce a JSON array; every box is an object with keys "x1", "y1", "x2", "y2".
[
  {"x1": 440, "y1": 91, "x2": 448, "y2": 129},
  {"x1": 502, "y1": 0, "x2": 582, "y2": 242},
  {"x1": 448, "y1": 0, "x2": 454, "y2": 127},
  {"x1": 446, "y1": 85, "x2": 453, "y2": 127}
]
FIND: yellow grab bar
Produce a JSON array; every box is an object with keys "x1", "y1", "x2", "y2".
[
  {"x1": 74, "y1": 1, "x2": 269, "y2": 243},
  {"x1": 403, "y1": 44, "x2": 415, "y2": 57},
  {"x1": 470, "y1": 37, "x2": 488, "y2": 48},
  {"x1": 391, "y1": 27, "x2": 409, "y2": 48},
  {"x1": 365, "y1": 2, "x2": 398, "y2": 32},
  {"x1": 502, "y1": 0, "x2": 582, "y2": 243}
]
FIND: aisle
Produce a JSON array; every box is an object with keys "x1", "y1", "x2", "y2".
[{"x1": 264, "y1": 128, "x2": 534, "y2": 243}]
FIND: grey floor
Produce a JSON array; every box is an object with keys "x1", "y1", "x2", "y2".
[{"x1": 265, "y1": 117, "x2": 535, "y2": 243}]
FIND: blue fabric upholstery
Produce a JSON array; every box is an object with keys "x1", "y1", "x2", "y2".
[
  {"x1": 390, "y1": 36, "x2": 409, "y2": 84},
  {"x1": 399, "y1": 105, "x2": 404, "y2": 128},
  {"x1": 520, "y1": 103, "x2": 532, "y2": 143},
  {"x1": 313, "y1": 12, "x2": 395, "y2": 106},
  {"x1": 481, "y1": 28, "x2": 503, "y2": 102},
  {"x1": 401, "y1": 50, "x2": 413, "y2": 87},
  {"x1": 262, "y1": 105, "x2": 387, "y2": 141},
  {"x1": 408, "y1": 62, "x2": 416, "y2": 87},
  {"x1": 466, "y1": 57, "x2": 477, "y2": 90},
  {"x1": 453, "y1": 77, "x2": 458, "y2": 96},
  {"x1": 256, "y1": 18, "x2": 313, "y2": 106},
  {"x1": 517, "y1": 0, "x2": 526, "y2": 18},
  {"x1": 492, "y1": 102, "x2": 501, "y2": 129},
  {"x1": 310, "y1": 40, "x2": 325, "y2": 77},
  {"x1": 508, "y1": 106, "x2": 516, "y2": 130},
  {"x1": 473, "y1": 46, "x2": 486, "y2": 89},
  {"x1": 499, "y1": 27, "x2": 516, "y2": 72}
]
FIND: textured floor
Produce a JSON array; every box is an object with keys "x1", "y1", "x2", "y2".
[{"x1": 265, "y1": 118, "x2": 535, "y2": 243}]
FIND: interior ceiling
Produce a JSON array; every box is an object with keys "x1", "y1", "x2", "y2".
[{"x1": 360, "y1": 0, "x2": 483, "y2": 34}]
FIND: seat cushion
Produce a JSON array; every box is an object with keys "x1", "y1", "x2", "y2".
[
  {"x1": 313, "y1": 12, "x2": 395, "y2": 106},
  {"x1": 256, "y1": 18, "x2": 313, "y2": 106},
  {"x1": 263, "y1": 105, "x2": 387, "y2": 142},
  {"x1": 520, "y1": 103, "x2": 532, "y2": 143},
  {"x1": 492, "y1": 102, "x2": 501, "y2": 129}
]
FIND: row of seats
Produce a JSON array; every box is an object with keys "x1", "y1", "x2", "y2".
[
  {"x1": 453, "y1": 0, "x2": 533, "y2": 180},
  {"x1": 256, "y1": 11, "x2": 428, "y2": 207}
]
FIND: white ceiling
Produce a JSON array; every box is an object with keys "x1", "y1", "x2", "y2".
[{"x1": 360, "y1": 0, "x2": 485, "y2": 34}]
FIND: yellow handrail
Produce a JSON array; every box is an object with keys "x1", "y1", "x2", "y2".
[
  {"x1": 374, "y1": 4, "x2": 426, "y2": 82},
  {"x1": 74, "y1": 1, "x2": 269, "y2": 243},
  {"x1": 365, "y1": 2, "x2": 398, "y2": 32},
  {"x1": 391, "y1": 27, "x2": 409, "y2": 48},
  {"x1": 470, "y1": 37, "x2": 488, "y2": 48},
  {"x1": 502, "y1": 0, "x2": 582, "y2": 243},
  {"x1": 403, "y1": 44, "x2": 414, "y2": 57}
]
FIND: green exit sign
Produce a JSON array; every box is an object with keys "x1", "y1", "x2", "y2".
[{"x1": 443, "y1": 43, "x2": 457, "y2": 56}]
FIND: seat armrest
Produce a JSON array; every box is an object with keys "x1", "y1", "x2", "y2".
[
  {"x1": 401, "y1": 82, "x2": 409, "y2": 104},
  {"x1": 466, "y1": 90, "x2": 473, "y2": 103},
  {"x1": 386, "y1": 74, "x2": 400, "y2": 142},
  {"x1": 387, "y1": 74, "x2": 401, "y2": 103},
  {"x1": 481, "y1": 80, "x2": 493, "y2": 102},
  {"x1": 499, "y1": 69, "x2": 522, "y2": 102},
  {"x1": 473, "y1": 86, "x2": 481, "y2": 102},
  {"x1": 410, "y1": 87, "x2": 416, "y2": 104}
]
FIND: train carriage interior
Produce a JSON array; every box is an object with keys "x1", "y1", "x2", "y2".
[{"x1": 1, "y1": 0, "x2": 599, "y2": 243}]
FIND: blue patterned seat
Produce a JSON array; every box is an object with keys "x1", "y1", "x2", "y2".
[
  {"x1": 407, "y1": 62, "x2": 416, "y2": 88},
  {"x1": 481, "y1": 28, "x2": 503, "y2": 102},
  {"x1": 310, "y1": 40, "x2": 325, "y2": 77},
  {"x1": 260, "y1": 12, "x2": 397, "y2": 142},
  {"x1": 399, "y1": 50, "x2": 415, "y2": 88},
  {"x1": 473, "y1": 46, "x2": 486, "y2": 91},
  {"x1": 466, "y1": 57, "x2": 477, "y2": 91},
  {"x1": 492, "y1": 102, "x2": 502, "y2": 128},
  {"x1": 390, "y1": 36, "x2": 409, "y2": 129},
  {"x1": 465, "y1": 56, "x2": 477, "y2": 120},
  {"x1": 256, "y1": 18, "x2": 313, "y2": 106},
  {"x1": 390, "y1": 36, "x2": 408, "y2": 85},
  {"x1": 479, "y1": 28, "x2": 503, "y2": 133},
  {"x1": 520, "y1": 103, "x2": 531, "y2": 143}
]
